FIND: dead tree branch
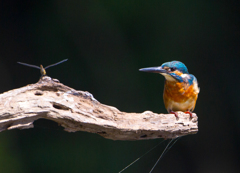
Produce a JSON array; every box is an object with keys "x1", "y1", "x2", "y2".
[{"x1": 0, "y1": 76, "x2": 198, "y2": 140}]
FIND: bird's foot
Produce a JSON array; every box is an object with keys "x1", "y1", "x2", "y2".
[
  {"x1": 170, "y1": 111, "x2": 179, "y2": 119},
  {"x1": 184, "y1": 111, "x2": 193, "y2": 119}
]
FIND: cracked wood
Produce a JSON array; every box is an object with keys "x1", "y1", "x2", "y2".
[{"x1": 0, "y1": 76, "x2": 198, "y2": 140}]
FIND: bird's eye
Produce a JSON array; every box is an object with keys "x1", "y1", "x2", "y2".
[{"x1": 170, "y1": 67, "x2": 176, "y2": 71}]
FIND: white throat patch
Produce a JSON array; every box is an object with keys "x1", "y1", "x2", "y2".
[{"x1": 160, "y1": 73, "x2": 177, "y2": 82}]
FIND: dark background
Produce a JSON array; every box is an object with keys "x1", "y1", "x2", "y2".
[{"x1": 0, "y1": 1, "x2": 240, "y2": 173}]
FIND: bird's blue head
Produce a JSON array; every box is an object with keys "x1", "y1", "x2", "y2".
[
  {"x1": 139, "y1": 61, "x2": 189, "y2": 82},
  {"x1": 161, "y1": 61, "x2": 189, "y2": 74}
]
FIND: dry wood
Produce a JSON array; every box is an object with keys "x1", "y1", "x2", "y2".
[{"x1": 0, "y1": 76, "x2": 198, "y2": 140}]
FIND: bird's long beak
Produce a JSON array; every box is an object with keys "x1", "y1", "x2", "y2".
[{"x1": 139, "y1": 66, "x2": 167, "y2": 74}]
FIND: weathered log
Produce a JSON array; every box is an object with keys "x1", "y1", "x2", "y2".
[{"x1": 0, "y1": 76, "x2": 198, "y2": 140}]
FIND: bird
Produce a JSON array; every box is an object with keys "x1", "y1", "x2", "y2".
[
  {"x1": 139, "y1": 60, "x2": 199, "y2": 118},
  {"x1": 17, "y1": 59, "x2": 68, "y2": 77}
]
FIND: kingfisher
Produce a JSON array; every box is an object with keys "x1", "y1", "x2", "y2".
[
  {"x1": 139, "y1": 61, "x2": 199, "y2": 118},
  {"x1": 17, "y1": 59, "x2": 68, "y2": 77}
]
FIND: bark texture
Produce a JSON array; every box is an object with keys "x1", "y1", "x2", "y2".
[{"x1": 0, "y1": 76, "x2": 198, "y2": 140}]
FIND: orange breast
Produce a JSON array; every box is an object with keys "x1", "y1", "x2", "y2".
[{"x1": 163, "y1": 81, "x2": 198, "y2": 112}]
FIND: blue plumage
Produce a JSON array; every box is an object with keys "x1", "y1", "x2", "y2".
[{"x1": 161, "y1": 61, "x2": 189, "y2": 74}]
